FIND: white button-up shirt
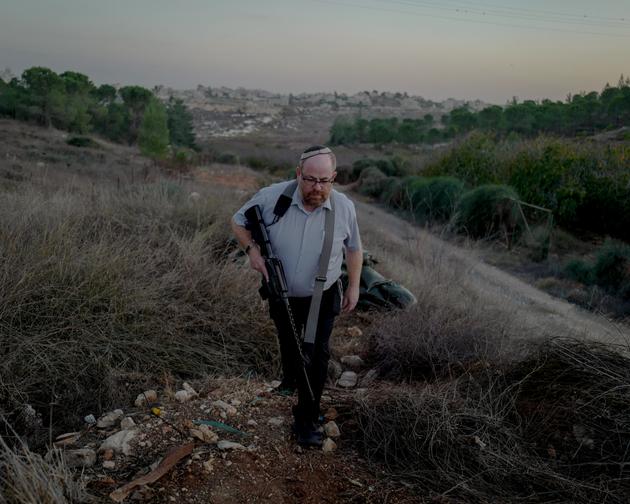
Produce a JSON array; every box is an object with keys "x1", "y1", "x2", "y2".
[{"x1": 233, "y1": 180, "x2": 362, "y2": 297}]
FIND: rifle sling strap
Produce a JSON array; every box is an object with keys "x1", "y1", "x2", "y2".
[{"x1": 274, "y1": 180, "x2": 337, "y2": 345}]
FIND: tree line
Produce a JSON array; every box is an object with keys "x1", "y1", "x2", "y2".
[
  {"x1": 0, "y1": 66, "x2": 196, "y2": 158},
  {"x1": 329, "y1": 75, "x2": 630, "y2": 146}
]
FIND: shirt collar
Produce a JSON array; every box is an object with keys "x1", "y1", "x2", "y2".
[{"x1": 292, "y1": 184, "x2": 332, "y2": 212}]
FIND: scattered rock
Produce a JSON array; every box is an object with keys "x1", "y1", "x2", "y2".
[
  {"x1": 354, "y1": 388, "x2": 368, "y2": 399},
  {"x1": 189, "y1": 424, "x2": 219, "y2": 444},
  {"x1": 360, "y1": 369, "x2": 379, "y2": 387},
  {"x1": 346, "y1": 326, "x2": 363, "y2": 338},
  {"x1": 134, "y1": 390, "x2": 158, "y2": 408},
  {"x1": 182, "y1": 382, "x2": 198, "y2": 396},
  {"x1": 324, "y1": 421, "x2": 340, "y2": 438},
  {"x1": 120, "y1": 417, "x2": 136, "y2": 430},
  {"x1": 103, "y1": 460, "x2": 116, "y2": 470},
  {"x1": 341, "y1": 355, "x2": 364, "y2": 371},
  {"x1": 53, "y1": 432, "x2": 81, "y2": 448},
  {"x1": 267, "y1": 417, "x2": 284, "y2": 427},
  {"x1": 337, "y1": 371, "x2": 358, "y2": 388},
  {"x1": 202, "y1": 459, "x2": 214, "y2": 473},
  {"x1": 212, "y1": 400, "x2": 237, "y2": 416},
  {"x1": 99, "y1": 429, "x2": 137, "y2": 456},
  {"x1": 269, "y1": 380, "x2": 282, "y2": 388},
  {"x1": 327, "y1": 360, "x2": 343, "y2": 384},
  {"x1": 229, "y1": 399, "x2": 241, "y2": 407},
  {"x1": 84, "y1": 414, "x2": 96, "y2": 425},
  {"x1": 217, "y1": 440, "x2": 246, "y2": 451},
  {"x1": 174, "y1": 390, "x2": 194, "y2": 403},
  {"x1": 324, "y1": 408, "x2": 338, "y2": 422},
  {"x1": 247, "y1": 419, "x2": 258, "y2": 427},
  {"x1": 322, "y1": 438, "x2": 337, "y2": 452},
  {"x1": 97, "y1": 409, "x2": 124, "y2": 429},
  {"x1": 62, "y1": 448, "x2": 97, "y2": 468}
]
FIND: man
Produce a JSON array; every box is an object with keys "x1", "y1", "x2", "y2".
[{"x1": 231, "y1": 145, "x2": 362, "y2": 447}]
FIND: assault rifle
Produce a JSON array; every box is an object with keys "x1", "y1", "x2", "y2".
[{"x1": 244, "y1": 205, "x2": 315, "y2": 403}]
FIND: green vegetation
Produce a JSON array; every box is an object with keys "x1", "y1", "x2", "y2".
[
  {"x1": 425, "y1": 132, "x2": 630, "y2": 241},
  {"x1": 0, "y1": 66, "x2": 196, "y2": 151},
  {"x1": 329, "y1": 76, "x2": 630, "y2": 146},
  {"x1": 564, "y1": 239, "x2": 630, "y2": 299},
  {"x1": 138, "y1": 98, "x2": 170, "y2": 159},
  {"x1": 454, "y1": 184, "x2": 521, "y2": 239}
]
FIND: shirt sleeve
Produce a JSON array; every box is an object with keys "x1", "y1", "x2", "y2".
[
  {"x1": 232, "y1": 187, "x2": 270, "y2": 227},
  {"x1": 344, "y1": 200, "x2": 362, "y2": 251}
]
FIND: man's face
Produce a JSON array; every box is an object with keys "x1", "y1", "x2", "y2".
[{"x1": 297, "y1": 155, "x2": 336, "y2": 208}]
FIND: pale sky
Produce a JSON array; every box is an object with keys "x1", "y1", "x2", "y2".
[{"x1": 1, "y1": 0, "x2": 629, "y2": 103}]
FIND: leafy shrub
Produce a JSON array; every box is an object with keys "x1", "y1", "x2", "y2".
[
  {"x1": 358, "y1": 166, "x2": 388, "y2": 197},
  {"x1": 406, "y1": 176, "x2": 464, "y2": 224},
  {"x1": 455, "y1": 184, "x2": 522, "y2": 239},
  {"x1": 563, "y1": 259, "x2": 594, "y2": 285},
  {"x1": 592, "y1": 239, "x2": 630, "y2": 298},
  {"x1": 426, "y1": 134, "x2": 630, "y2": 240},
  {"x1": 379, "y1": 177, "x2": 404, "y2": 207},
  {"x1": 351, "y1": 158, "x2": 376, "y2": 181}
]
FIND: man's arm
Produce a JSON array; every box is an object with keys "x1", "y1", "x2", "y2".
[
  {"x1": 342, "y1": 248, "x2": 362, "y2": 313},
  {"x1": 231, "y1": 218, "x2": 269, "y2": 281}
]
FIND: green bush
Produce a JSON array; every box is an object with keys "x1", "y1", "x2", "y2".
[
  {"x1": 216, "y1": 152, "x2": 239, "y2": 165},
  {"x1": 379, "y1": 177, "x2": 404, "y2": 207},
  {"x1": 358, "y1": 166, "x2": 388, "y2": 198},
  {"x1": 564, "y1": 259, "x2": 594, "y2": 285},
  {"x1": 425, "y1": 134, "x2": 630, "y2": 241},
  {"x1": 408, "y1": 176, "x2": 464, "y2": 224},
  {"x1": 351, "y1": 158, "x2": 376, "y2": 181},
  {"x1": 455, "y1": 184, "x2": 521, "y2": 239},
  {"x1": 592, "y1": 239, "x2": 630, "y2": 298}
]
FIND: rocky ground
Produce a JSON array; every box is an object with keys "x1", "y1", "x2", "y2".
[{"x1": 51, "y1": 325, "x2": 416, "y2": 504}]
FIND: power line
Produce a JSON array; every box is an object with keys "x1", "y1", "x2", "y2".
[
  {"x1": 381, "y1": 0, "x2": 629, "y2": 29},
  {"x1": 312, "y1": 0, "x2": 630, "y2": 38}
]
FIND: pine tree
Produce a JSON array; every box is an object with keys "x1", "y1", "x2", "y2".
[{"x1": 138, "y1": 99, "x2": 169, "y2": 159}]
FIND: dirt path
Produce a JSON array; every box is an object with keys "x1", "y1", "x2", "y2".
[{"x1": 352, "y1": 196, "x2": 630, "y2": 346}]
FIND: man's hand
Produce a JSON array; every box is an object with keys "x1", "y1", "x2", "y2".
[
  {"x1": 248, "y1": 246, "x2": 269, "y2": 282},
  {"x1": 342, "y1": 284, "x2": 360, "y2": 313}
]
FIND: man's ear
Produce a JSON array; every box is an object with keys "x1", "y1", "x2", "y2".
[{"x1": 295, "y1": 166, "x2": 301, "y2": 178}]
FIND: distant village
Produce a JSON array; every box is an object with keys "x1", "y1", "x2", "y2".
[{"x1": 156, "y1": 85, "x2": 488, "y2": 140}]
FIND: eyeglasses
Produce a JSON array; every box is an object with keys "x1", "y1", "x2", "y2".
[{"x1": 301, "y1": 175, "x2": 335, "y2": 187}]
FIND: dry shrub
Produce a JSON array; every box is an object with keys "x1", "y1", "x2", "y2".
[
  {"x1": 0, "y1": 430, "x2": 86, "y2": 504},
  {"x1": 354, "y1": 338, "x2": 630, "y2": 503},
  {"x1": 0, "y1": 180, "x2": 276, "y2": 440},
  {"x1": 367, "y1": 304, "x2": 508, "y2": 381},
  {"x1": 507, "y1": 338, "x2": 630, "y2": 478}
]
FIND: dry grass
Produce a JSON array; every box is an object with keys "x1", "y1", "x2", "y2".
[
  {"x1": 0, "y1": 425, "x2": 87, "y2": 504},
  {"x1": 0, "y1": 177, "x2": 277, "y2": 443},
  {"x1": 353, "y1": 337, "x2": 630, "y2": 503}
]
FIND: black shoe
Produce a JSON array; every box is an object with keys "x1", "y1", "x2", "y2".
[{"x1": 296, "y1": 426, "x2": 323, "y2": 447}]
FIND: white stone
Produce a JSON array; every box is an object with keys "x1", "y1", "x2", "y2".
[
  {"x1": 189, "y1": 424, "x2": 219, "y2": 444},
  {"x1": 341, "y1": 355, "x2": 365, "y2": 371},
  {"x1": 337, "y1": 371, "x2": 358, "y2": 388},
  {"x1": 134, "y1": 390, "x2": 158, "y2": 408},
  {"x1": 102, "y1": 460, "x2": 116, "y2": 470},
  {"x1": 322, "y1": 438, "x2": 337, "y2": 452},
  {"x1": 269, "y1": 380, "x2": 281, "y2": 388},
  {"x1": 247, "y1": 419, "x2": 258, "y2": 426},
  {"x1": 182, "y1": 382, "x2": 198, "y2": 396},
  {"x1": 120, "y1": 417, "x2": 136, "y2": 430},
  {"x1": 217, "y1": 440, "x2": 246, "y2": 451},
  {"x1": 175, "y1": 390, "x2": 194, "y2": 403},
  {"x1": 99, "y1": 429, "x2": 137, "y2": 456},
  {"x1": 97, "y1": 409, "x2": 124, "y2": 429},
  {"x1": 212, "y1": 400, "x2": 237, "y2": 416},
  {"x1": 323, "y1": 421, "x2": 340, "y2": 438},
  {"x1": 267, "y1": 417, "x2": 284, "y2": 427}
]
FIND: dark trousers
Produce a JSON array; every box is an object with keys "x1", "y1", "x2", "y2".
[{"x1": 269, "y1": 280, "x2": 342, "y2": 424}]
